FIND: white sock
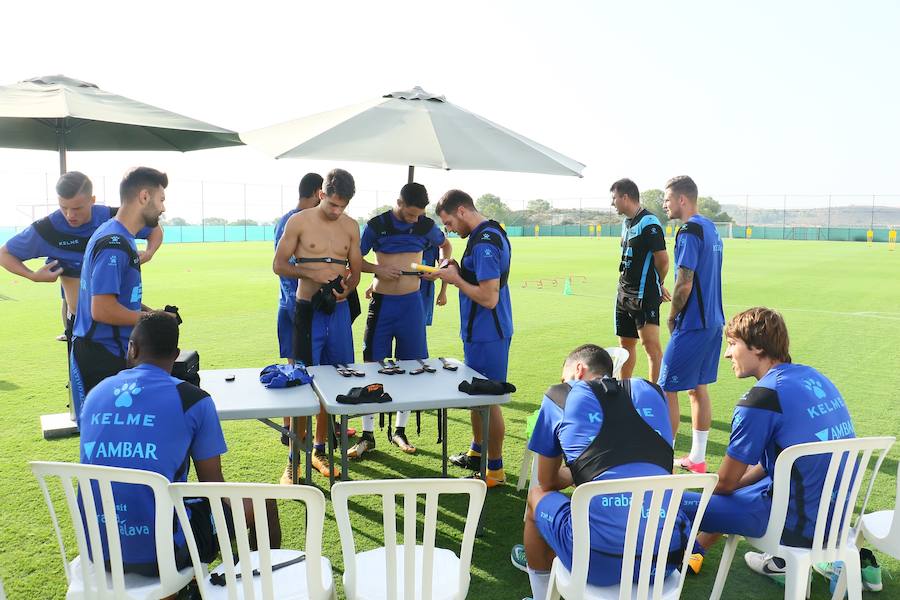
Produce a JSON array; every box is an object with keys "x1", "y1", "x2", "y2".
[
  {"x1": 362, "y1": 414, "x2": 375, "y2": 433},
  {"x1": 395, "y1": 410, "x2": 410, "y2": 428},
  {"x1": 688, "y1": 429, "x2": 709, "y2": 464},
  {"x1": 527, "y1": 567, "x2": 550, "y2": 600}
]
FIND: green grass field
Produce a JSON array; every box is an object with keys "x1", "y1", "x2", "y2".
[{"x1": 1, "y1": 237, "x2": 898, "y2": 599}]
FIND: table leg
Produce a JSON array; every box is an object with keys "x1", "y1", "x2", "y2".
[
  {"x1": 480, "y1": 406, "x2": 490, "y2": 482},
  {"x1": 442, "y1": 409, "x2": 448, "y2": 478},
  {"x1": 290, "y1": 416, "x2": 300, "y2": 485},
  {"x1": 305, "y1": 415, "x2": 313, "y2": 485},
  {"x1": 341, "y1": 415, "x2": 349, "y2": 481},
  {"x1": 328, "y1": 416, "x2": 336, "y2": 487}
]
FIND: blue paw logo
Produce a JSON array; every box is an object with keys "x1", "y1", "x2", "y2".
[
  {"x1": 802, "y1": 378, "x2": 827, "y2": 399},
  {"x1": 113, "y1": 382, "x2": 142, "y2": 408}
]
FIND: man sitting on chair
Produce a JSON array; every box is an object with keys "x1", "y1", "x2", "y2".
[
  {"x1": 79, "y1": 311, "x2": 279, "y2": 580},
  {"x1": 521, "y1": 344, "x2": 690, "y2": 600},
  {"x1": 680, "y1": 307, "x2": 857, "y2": 584}
]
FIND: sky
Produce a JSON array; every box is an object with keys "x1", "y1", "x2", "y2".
[{"x1": 1, "y1": 0, "x2": 899, "y2": 224}]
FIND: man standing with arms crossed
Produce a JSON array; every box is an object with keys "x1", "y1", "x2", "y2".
[
  {"x1": 350, "y1": 182, "x2": 452, "y2": 458},
  {"x1": 610, "y1": 178, "x2": 669, "y2": 381},
  {"x1": 273, "y1": 168, "x2": 361, "y2": 481},
  {"x1": 70, "y1": 167, "x2": 169, "y2": 424},
  {"x1": 0, "y1": 171, "x2": 162, "y2": 345},
  {"x1": 659, "y1": 175, "x2": 724, "y2": 473},
  {"x1": 429, "y1": 189, "x2": 513, "y2": 488}
]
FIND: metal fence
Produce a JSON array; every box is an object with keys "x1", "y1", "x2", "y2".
[{"x1": 3, "y1": 171, "x2": 899, "y2": 243}]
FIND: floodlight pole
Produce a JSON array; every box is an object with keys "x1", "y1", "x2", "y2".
[{"x1": 56, "y1": 118, "x2": 67, "y2": 175}]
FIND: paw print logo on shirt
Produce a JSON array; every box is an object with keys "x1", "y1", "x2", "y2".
[
  {"x1": 802, "y1": 378, "x2": 827, "y2": 400},
  {"x1": 113, "y1": 382, "x2": 142, "y2": 408}
]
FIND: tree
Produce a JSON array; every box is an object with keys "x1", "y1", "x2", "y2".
[
  {"x1": 475, "y1": 193, "x2": 511, "y2": 223},
  {"x1": 202, "y1": 217, "x2": 227, "y2": 226},
  {"x1": 165, "y1": 216, "x2": 189, "y2": 226},
  {"x1": 368, "y1": 205, "x2": 394, "y2": 219},
  {"x1": 527, "y1": 198, "x2": 552, "y2": 213},
  {"x1": 698, "y1": 196, "x2": 733, "y2": 223},
  {"x1": 229, "y1": 219, "x2": 258, "y2": 226},
  {"x1": 640, "y1": 189, "x2": 668, "y2": 224}
]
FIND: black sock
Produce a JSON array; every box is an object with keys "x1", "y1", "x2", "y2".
[
  {"x1": 394, "y1": 426, "x2": 406, "y2": 437},
  {"x1": 362, "y1": 431, "x2": 376, "y2": 441}
]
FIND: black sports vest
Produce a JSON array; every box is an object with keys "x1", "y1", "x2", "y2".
[
  {"x1": 366, "y1": 211, "x2": 435, "y2": 245},
  {"x1": 545, "y1": 378, "x2": 673, "y2": 486},
  {"x1": 84, "y1": 233, "x2": 142, "y2": 355},
  {"x1": 459, "y1": 220, "x2": 510, "y2": 342}
]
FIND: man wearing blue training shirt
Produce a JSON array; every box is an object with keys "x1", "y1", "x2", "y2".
[
  {"x1": 79, "y1": 311, "x2": 230, "y2": 576},
  {"x1": 350, "y1": 182, "x2": 452, "y2": 458},
  {"x1": 520, "y1": 344, "x2": 690, "y2": 600},
  {"x1": 428, "y1": 189, "x2": 513, "y2": 487},
  {"x1": 659, "y1": 175, "x2": 724, "y2": 474},
  {"x1": 71, "y1": 167, "x2": 169, "y2": 423},
  {"x1": 0, "y1": 171, "x2": 162, "y2": 344},
  {"x1": 680, "y1": 307, "x2": 860, "y2": 585}
]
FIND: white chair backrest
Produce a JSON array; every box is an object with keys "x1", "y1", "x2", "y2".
[
  {"x1": 331, "y1": 478, "x2": 487, "y2": 600},
  {"x1": 169, "y1": 481, "x2": 328, "y2": 600},
  {"x1": 759, "y1": 436, "x2": 895, "y2": 562},
  {"x1": 605, "y1": 347, "x2": 630, "y2": 379},
  {"x1": 565, "y1": 473, "x2": 718, "y2": 600},
  {"x1": 30, "y1": 461, "x2": 179, "y2": 600}
]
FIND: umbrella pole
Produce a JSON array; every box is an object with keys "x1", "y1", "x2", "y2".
[
  {"x1": 56, "y1": 120, "x2": 67, "y2": 174},
  {"x1": 407, "y1": 165, "x2": 414, "y2": 184}
]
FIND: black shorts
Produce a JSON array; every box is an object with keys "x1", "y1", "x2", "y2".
[
  {"x1": 71, "y1": 337, "x2": 127, "y2": 420},
  {"x1": 615, "y1": 302, "x2": 661, "y2": 339}
]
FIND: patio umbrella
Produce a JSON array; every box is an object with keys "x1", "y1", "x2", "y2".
[
  {"x1": 0, "y1": 74, "x2": 243, "y2": 174},
  {"x1": 241, "y1": 86, "x2": 585, "y2": 182}
]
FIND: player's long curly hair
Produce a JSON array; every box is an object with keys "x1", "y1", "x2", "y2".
[{"x1": 726, "y1": 307, "x2": 792, "y2": 363}]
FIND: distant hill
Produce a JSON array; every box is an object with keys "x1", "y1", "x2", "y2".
[{"x1": 720, "y1": 204, "x2": 900, "y2": 227}]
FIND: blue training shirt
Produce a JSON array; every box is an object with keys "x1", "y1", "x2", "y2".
[
  {"x1": 360, "y1": 210, "x2": 445, "y2": 255},
  {"x1": 459, "y1": 221, "x2": 513, "y2": 343},
  {"x1": 673, "y1": 215, "x2": 724, "y2": 330},
  {"x1": 727, "y1": 362, "x2": 855, "y2": 546},
  {"x1": 529, "y1": 378, "x2": 689, "y2": 555},
  {"x1": 73, "y1": 220, "x2": 143, "y2": 357},
  {"x1": 79, "y1": 363, "x2": 227, "y2": 568},
  {"x1": 274, "y1": 208, "x2": 300, "y2": 308},
  {"x1": 4, "y1": 206, "x2": 151, "y2": 277}
]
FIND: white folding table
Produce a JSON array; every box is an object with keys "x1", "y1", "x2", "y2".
[
  {"x1": 199, "y1": 368, "x2": 321, "y2": 485},
  {"x1": 308, "y1": 358, "x2": 510, "y2": 485}
]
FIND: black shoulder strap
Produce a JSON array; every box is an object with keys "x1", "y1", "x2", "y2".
[
  {"x1": 544, "y1": 382, "x2": 572, "y2": 410},
  {"x1": 90, "y1": 234, "x2": 141, "y2": 271},
  {"x1": 412, "y1": 215, "x2": 436, "y2": 236},
  {"x1": 737, "y1": 386, "x2": 782, "y2": 413},
  {"x1": 108, "y1": 206, "x2": 118, "y2": 218},
  {"x1": 33, "y1": 217, "x2": 91, "y2": 254},
  {"x1": 177, "y1": 381, "x2": 210, "y2": 413},
  {"x1": 676, "y1": 221, "x2": 704, "y2": 242}
]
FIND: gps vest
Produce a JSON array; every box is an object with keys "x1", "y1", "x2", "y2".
[
  {"x1": 459, "y1": 220, "x2": 510, "y2": 342},
  {"x1": 82, "y1": 233, "x2": 142, "y2": 356},
  {"x1": 545, "y1": 378, "x2": 673, "y2": 486}
]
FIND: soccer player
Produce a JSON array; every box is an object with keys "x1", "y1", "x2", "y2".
[
  {"x1": 79, "y1": 311, "x2": 279, "y2": 577},
  {"x1": 610, "y1": 178, "x2": 669, "y2": 382},
  {"x1": 273, "y1": 168, "x2": 361, "y2": 480},
  {"x1": 349, "y1": 182, "x2": 452, "y2": 458},
  {"x1": 428, "y1": 189, "x2": 513, "y2": 488},
  {"x1": 659, "y1": 175, "x2": 724, "y2": 473},
  {"x1": 70, "y1": 167, "x2": 169, "y2": 423},
  {"x1": 680, "y1": 307, "x2": 860, "y2": 586},
  {"x1": 0, "y1": 171, "x2": 162, "y2": 345},
  {"x1": 519, "y1": 344, "x2": 689, "y2": 600},
  {"x1": 420, "y1": 239, "x2": 449, "y2": 326}
]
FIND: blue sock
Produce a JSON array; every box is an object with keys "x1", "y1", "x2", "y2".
[
  {"x1": 314, "y1": 443, "x2": 325, "y2": 454},
  {"x1": 469, "y1": 442, "x2": 482, "y2": 455},
  {"x1": 487, "y1": 458, "x2": 503, "y2": 471}
]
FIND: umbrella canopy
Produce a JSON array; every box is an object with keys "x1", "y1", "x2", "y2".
[
  {"x1": 0, "y1": 75, "x2": 243, "y2": 173},
  {"x1": 241, "y1": 86, "x2": 584, "y2": 180}
]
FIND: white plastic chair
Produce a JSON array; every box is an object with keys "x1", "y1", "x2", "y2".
[
  {"x1": 331, "y1": 478, "x2": 486, "y2": 600},
  {"x1": 547, "y1": 473, "x2": 718, "y2": 599},
  {"x1": 859, "y1": 460, "x2": 900, "y2": 559},
  {"x1": 516, "y1": 347, "x2": 630, "y2": 492},
  {"x1": 31, "y1": 461, "x2": 195, "y2": 600},
  {"x1": 709, "y1": 436, "x2": 896, "y2": 600},
  {"x1": 170, "y1": 481, "x2": 334, "y2": 600}
]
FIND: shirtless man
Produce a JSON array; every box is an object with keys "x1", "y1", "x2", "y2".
[
  {"x1": 349, "y1": 182, "x2": 452, "y2": 458},
  {"x1": 273, "y1": 168, "x2": 361, "y2": 481}
]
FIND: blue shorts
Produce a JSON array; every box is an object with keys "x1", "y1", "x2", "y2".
[
  {"x1": 363, "y1": 291, "x2": 428, "y2": 362},
  {"x1": 293, "y1": 299, "x2": 354, "y2": 366},
  {"x1": 420, "y1": 280, "x2": 435, "y2": 326},
  {"x1": 463, "y1": 338, "x2": 511, "y2": 381},
  {"x1": 658, "y1": 327, "x2": 722, "y2": 392},
  {"x1": 277, "y1": 302, "x2": 294, "y2": 359},
  {"x1": 536, "y1": 492, "x2": 678, "y2": 587},
  {"x1": 680, "y1": 477, "x2": 772, "y2": 539}
]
